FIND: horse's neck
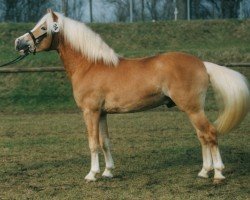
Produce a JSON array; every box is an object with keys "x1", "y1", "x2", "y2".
[{"x1": 57, "y1": 40, "x2": 90, "y2": 78}]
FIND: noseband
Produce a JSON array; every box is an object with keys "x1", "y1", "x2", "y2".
[
  {"x1": 28, "y1": 31, "x2": 47, "y2": 54},
  {"x1": 28, "y1": 28, "x2": 58, "y2": 55}
]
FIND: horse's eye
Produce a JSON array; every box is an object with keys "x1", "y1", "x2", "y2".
[{"x1": 41, "y1": 27, "x2": 47, "y2": 31}]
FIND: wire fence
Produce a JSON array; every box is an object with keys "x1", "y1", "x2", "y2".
[{"x1": 1, "y1": 0, "x2": 250, "y2": 23}]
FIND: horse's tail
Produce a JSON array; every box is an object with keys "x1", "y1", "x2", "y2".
[{"x1": 204, "y1": 61, "x2": 250, "y2": 134}]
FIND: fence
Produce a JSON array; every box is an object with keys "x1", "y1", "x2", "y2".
[
  {"x1": 0, "y1": 0, "x2": 250, "y2": 23},
  {"x1": 0, "y1": 63, "x2": 249, "y2": 73}
]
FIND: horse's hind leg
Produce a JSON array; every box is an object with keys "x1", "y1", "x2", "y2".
[
  {"x1": 195, "y1": 128, "x2": 213, "y2": 178},
  {"x1": 99, "y1": 114, "x2": 115, "y2": 178},
  {"x1": 188, "y1": 110, "x2": 225, "y2": 181}
]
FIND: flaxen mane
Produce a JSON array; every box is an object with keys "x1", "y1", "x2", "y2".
[{"x1": 38, "y1": 12, "x2": 119, "y2": 66}]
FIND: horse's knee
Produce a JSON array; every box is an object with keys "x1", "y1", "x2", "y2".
[{"x1": 89, "y1": 140, "x2": 99, "y2": 153}]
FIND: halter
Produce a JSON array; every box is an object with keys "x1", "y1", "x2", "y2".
[
  {"x1": 28, "y1": 26, "x2": 58, "y2": 54},
  {"x1": 28, "y1": 31, "x2": 47, "y2": 55}
]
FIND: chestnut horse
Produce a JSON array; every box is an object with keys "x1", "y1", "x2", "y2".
[{"x1": 15, "y1": 9, "x2": 249, "y2": 182}]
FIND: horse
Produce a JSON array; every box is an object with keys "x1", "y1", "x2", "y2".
[{"x1": 15, "y1": 9, "x2": 249, "y2": 182}]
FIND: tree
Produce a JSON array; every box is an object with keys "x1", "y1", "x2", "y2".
[
  {"x1": 146, "y1": 0, "x2": 158, "y2": 20},
  {"x1": 176, "y1": 0, "x2": 188, "y2": 19},
  {"x1": 62, "y1": 0, "x2": 68, "y2": 16},
  {"x1": 107, "y1": 0, "x2": 130, "y2": 22},
  {"x1": 221, "y1": 0, "x2": 241, "y2": 18},
  {"x1": 141, "y1": 0, "x2": 145, "y2": 21},
  {"x1": 89, "y1": 0, "x2": 93, "y2": 22},
  {"x1": 192, "y1": 0, "x2": 201, "y2": 18},
  {"x1": 200, "y1": 0, "x2": 221, "y2": 19},
  {"x1": 3, "y1": 0, "x2": 51, "y2": 22},
  {"x1": 241, "y1": 0, "x2": 250, "y2": 18},
  {"x1": 70, "y1": 0, "x2": 86, "y2": 21}
]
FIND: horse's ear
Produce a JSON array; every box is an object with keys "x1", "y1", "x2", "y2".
[
  {"x1": 47, "y1": 8, "x2": 58, "y2": 21},
  {"x1": 47, "y1": 8, "x2": 52, "y2": 13}
]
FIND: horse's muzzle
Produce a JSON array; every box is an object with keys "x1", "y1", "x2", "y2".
[{"x1": 15, "y1": 38, "x2": 31, "y2": 55}]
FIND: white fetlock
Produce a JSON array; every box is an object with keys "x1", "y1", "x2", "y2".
[
  {"x1": 85, "y1": 171, "x2": 97, "y2": 182},
  {"x1": 198, "y1": 168, "x2": 210, "y2": 178},
  {"x1": 214, "y1": 169, "x2": 225, "y2": 180},
  {"x1": 102, "y1": 168, "x2": 113, "y2": 178}
]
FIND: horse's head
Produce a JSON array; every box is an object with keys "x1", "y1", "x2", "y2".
[{"x1": 15, "y1": 9, "x2": 60, "y2": 55}]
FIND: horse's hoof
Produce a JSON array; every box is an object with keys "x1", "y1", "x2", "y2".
[
  {"x1": 213, "y1": 178, "x2": 225, "y2": 184},
  {"x1": 85, "y1": 171, "x2": 97, "y2": 182},
  {"x1": 214, "y1": 174, "x2": 225, "y2": 180},
  {"x1": 214, "y1": 169, "x2": 225, "y2": 181},
  {"x1": 198, "y1": 168, "x2": 209, "y2": 178},
  {"x1": 198, "y1": 172, "x2": 209, "y2": 178},
  {"x1": 102, "y1": 168, "x2": 113, "y2": 178},
  {"x1": 85, "y1": 178, "x2": 96, "y2": 182}
]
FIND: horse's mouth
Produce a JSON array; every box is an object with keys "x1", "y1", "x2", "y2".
[
  {"x1": 18, "y1": 49, "x2": 27, "y2": 55},
  {"x1": 15, "y1": 38, "x2": 34, "y2": 55},
  {"x1": 17, "y1": 46, "x2": 33, "y2": 55}
]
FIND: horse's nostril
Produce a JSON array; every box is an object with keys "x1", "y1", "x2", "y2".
[{"x1": 16, "y1": 40, "x2": 29, "y2": 51}]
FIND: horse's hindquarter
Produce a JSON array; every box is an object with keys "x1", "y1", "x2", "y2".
[
  {"x1": 72, "y1": 52, "x2": 209, "y2": 113},
  {"x1": 158, "y1": 52, "x2": 209, "y2": 111}
]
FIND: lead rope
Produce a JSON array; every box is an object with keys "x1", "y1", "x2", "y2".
[{"x1": 0, "y1": 53, "x2": 29, "y2": 68}]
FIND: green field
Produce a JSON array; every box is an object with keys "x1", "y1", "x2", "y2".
[
  {"x1": 0, "y1": 111, "x2": 249, "y2": 199},
  {"x1": 0, "y1": 20, "x2": 249, "y2": 199}
]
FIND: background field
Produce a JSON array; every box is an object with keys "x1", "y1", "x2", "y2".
[
  {"x1": 0, "y1": 111, "x2": 249, "y2": 199},
  {"x1": 0, "y1": 20, "x2": 249, "y2": 199}
]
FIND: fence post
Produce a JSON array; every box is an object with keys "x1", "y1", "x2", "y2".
[
  {"x1": 89, "y1": 0, "x2": 93, "y2": 22},
  {"x1": 129, "y1": 0, "x2": 133, "y2": 22},
  {"x1": 174, "y1": 0, "x2": 178, "y2": 21},
  {"x1": 239, "y1": 1, "x2": 243, "y2": 19},
  {"x1": 187, "y1": 0, "x2": 190, "y2": 20}
]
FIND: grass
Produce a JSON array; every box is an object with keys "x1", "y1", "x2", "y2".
[
  {"x1": 0, "y1": 111, "x2": 249, "y2": 199},
  {"x1": 0, "y1": 72, "x2": 76, "y2": 113}
]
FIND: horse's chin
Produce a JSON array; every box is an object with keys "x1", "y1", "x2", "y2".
[
  {"x1": 18, "y1": 49, "x2": 26, "y2": 55},
  {"x1": 18, "y1": 46, "x2": 34, "y2": 55}
]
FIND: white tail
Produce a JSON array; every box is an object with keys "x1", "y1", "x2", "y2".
[{"x1": 204, "y1": 62, "x2": 250, "y2": 134}]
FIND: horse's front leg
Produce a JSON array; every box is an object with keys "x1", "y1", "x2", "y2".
[
  {"x1": 83, "y1": 109, "x2": 101, "y2": 181},
  {"x1": 99, "y1": 114, "x2": 115, "y2": 178}
]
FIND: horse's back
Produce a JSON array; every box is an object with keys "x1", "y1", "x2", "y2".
[
  {"x1": 128, "y1": 52, "x2": 209, "y2": 92},
  {"x1": 120, "y1": 52, "x2": 207, "y2": 76}
]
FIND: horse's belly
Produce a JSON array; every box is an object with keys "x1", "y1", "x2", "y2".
[{"x1": 103, "y1": 94, "x2": 168, "y2": 113}]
